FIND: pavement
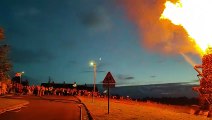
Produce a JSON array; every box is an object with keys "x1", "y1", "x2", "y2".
[
  {"x1": 0, "y1": 95, "x2": 29, "y2": 114},
  {"x1": 0, "y1": 95, "x2": 93, "y2": 120}
]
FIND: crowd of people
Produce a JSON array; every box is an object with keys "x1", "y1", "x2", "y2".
[
  {"x1": 0, "y1": 81, "x2": 125, "y2": 100},
  {"x1": 0, "y1": 81, "x2": 135, "y2": 104},
  {"x1": 0, "y1": 82, "x2": 90, "y2": 97},
  {"x1": 0, "y1": 82, "x2": 8, "y2": 95}
]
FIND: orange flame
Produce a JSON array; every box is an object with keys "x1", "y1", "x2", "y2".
[
  {"x1": 160, "y1": 0, "x2": 212, "y2": 55},
  {"x1": 121, "y1": 0, "x2": 198, "y2": 55}
]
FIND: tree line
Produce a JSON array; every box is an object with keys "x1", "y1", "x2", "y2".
[{"x1": 0, "y1": 27, "x2": 12, "y2": 83}]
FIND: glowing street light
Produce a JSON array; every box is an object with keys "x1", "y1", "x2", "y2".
[
  {"x1": 20, "y1": 71, "x2": 24, "y2": 84},
  {"x1": 90, "y1": 61, "x2": 96, "y2": 102}
]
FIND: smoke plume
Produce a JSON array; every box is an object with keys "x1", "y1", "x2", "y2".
[{"x1": 121, "y1": 0, "x2": 197, "y2": 54}]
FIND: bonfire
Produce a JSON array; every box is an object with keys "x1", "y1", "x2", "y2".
[{"x1": 160, "y1": 0, "x2": 212, "y2": 117}]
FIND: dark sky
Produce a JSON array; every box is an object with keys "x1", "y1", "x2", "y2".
[{"x1": 0, "y1": 0, "x2": 200, "y2": 85}]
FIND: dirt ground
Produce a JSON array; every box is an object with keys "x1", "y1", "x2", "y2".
[{"x1": 78, "y1": 96, "x2": 212, "y2": 120}]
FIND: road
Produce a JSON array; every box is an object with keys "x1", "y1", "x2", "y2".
[{"x1": 0, "y1": 95, "x2": 89, "y2": 120}]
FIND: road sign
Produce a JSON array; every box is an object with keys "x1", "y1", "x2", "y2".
[
  {"x1": 102, "y1": 72, "x2": 116, "y2": 114},
  {"x1": 103, "y1": 72, "x2": 115, "y2": 83},
  {"x1": 103, "y1": 72, "x2": 116, "y2": 88}
]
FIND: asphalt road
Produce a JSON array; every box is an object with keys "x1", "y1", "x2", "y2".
[{"x1": 0, "y1": 95, "x2": 89, "y2": 120}]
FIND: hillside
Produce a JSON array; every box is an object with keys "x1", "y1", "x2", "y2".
[{"x1": 95, "y1": 83, "x2": 198, "y2": 99}]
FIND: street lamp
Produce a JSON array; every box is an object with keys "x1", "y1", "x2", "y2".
[
  {"x1": 20, "y1": 71, "x2": 24, "y2": 84},
  {"x1": 90, "y1": 61, "x2": 96, "y2": 102}
]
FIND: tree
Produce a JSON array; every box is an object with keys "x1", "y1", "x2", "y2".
[
  {"x1": 0, "y1": 28, "x2": 12, "y2": 82},
  {"x1": 0, "y1": 28, "x2": 4, "y2": 40}
]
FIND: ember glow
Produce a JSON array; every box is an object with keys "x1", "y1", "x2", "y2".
[{"x1": 160, "y1": 0, "x2": 212, "y2": 55}]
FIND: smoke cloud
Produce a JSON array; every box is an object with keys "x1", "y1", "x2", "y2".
[{"x1": 121, "y1": 0, "x2": 197, "y2": 54}]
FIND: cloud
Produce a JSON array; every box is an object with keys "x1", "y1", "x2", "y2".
[
  {"x1": 78, "y1": 7, "x2": 112, "y2": 31},
  {"x1": 80, "y1": 12, "x2": 102, "y2": 27},
  {"x1": 10, "y1": 46, "x2": 56, "y2": 64},
  {"x1": 150, "y1": 75, "x2": 157, "y2": 78},
  {"x1": 125, "y1": 77, "x2": 134, "y2": 80},
  {"x1": 117, "y1": 74, "x2": 134, "y2": 80}
]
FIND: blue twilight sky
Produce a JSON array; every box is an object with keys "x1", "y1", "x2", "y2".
[{"x1": 0, "y1": 0, "x2": 201, "y2": 85}]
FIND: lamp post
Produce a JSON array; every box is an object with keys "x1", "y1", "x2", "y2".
[
  {"x1": 90, "y1": 61, "x2": 96, "y2": 102},
  {"x1": 20, "y1": 71, "x2": 24, "y2": 84}
]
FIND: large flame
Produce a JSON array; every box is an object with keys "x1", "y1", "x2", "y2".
[{"x1": 160, "y1": 0, "x2": 212, "y2": 55}]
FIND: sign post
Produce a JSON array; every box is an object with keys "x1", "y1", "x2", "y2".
[
  {"x1": 108, "y1": 79, "x2": 109, "y2": 114},
  {"x1": 103, "y1": 72, "x2": 116, "y2": 114}
]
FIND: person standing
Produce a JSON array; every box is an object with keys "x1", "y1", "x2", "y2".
[{"x1": 72, "y1": 82, "x2": 77, "y2": 95}]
